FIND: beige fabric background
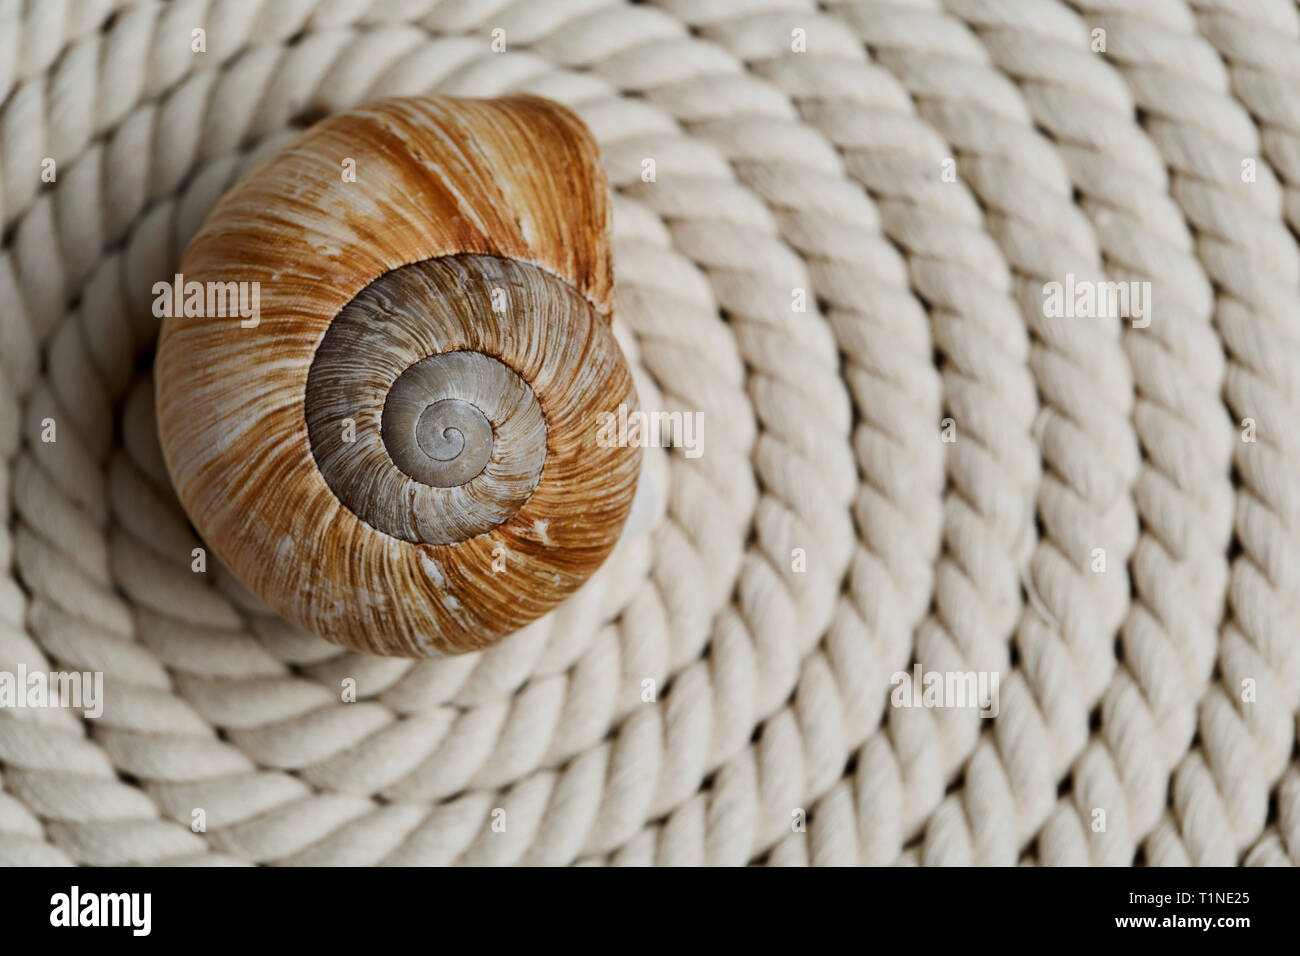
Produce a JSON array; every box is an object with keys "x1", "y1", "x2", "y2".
[{"x1": 0, "y1": 0, "x2": 1297, "y2": 866}]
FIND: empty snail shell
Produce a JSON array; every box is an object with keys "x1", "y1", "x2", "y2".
[{"x1": 154, "y1": 95, "x2": 641, "y2": 657}]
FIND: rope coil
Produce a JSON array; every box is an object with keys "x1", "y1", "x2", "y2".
[{"x1": 0, "y1": 0, "x2": 1296, "y2": 866}]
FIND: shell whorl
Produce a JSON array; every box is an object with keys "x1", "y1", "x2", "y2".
[
  {"x1": 154, "y1": 96, "x2": 639, "y2": 657},
  {"x1": 383, "y1": 356, "x2": 525, "y2": 492}
]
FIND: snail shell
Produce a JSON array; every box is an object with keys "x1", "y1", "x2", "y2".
[{"x1": 154, "y1": 96, "x2": 641, "y2": 657}]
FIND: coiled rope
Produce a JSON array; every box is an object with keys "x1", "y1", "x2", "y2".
[{"x1": 0, "y1": 0, "x2": 1296, "y2": 866}]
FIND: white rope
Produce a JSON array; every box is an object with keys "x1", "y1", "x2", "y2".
[{"x1": 0, "y1": 0, "x2": 1296, "y2": 866}]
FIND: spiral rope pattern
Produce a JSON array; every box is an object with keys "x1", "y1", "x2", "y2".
[{"x1": 0, "y1": 0, "x2": 1297, "y2": 865}]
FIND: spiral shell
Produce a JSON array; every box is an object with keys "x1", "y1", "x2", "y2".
[{"x1": 155, "y1": 96, "x2": 640, "y2": 657}]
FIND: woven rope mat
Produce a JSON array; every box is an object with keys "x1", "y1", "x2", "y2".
[{"x1": 1, "y1": 0, "x2": 1298, "y2": 866}]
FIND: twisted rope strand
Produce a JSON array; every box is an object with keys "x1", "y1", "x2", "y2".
[
  {"x1": 667, "y1": 0, "x2": 1047, "y2": 863},
  {"x1": 940, "y1": 0, "x2": 1233, "y2": 866},
  {"x1": 1066, "y1": 0, "x2": 1300, "y2": 866},
  {"x1": 815, "y1": 0, "x2": 1138, "y2": 865}
]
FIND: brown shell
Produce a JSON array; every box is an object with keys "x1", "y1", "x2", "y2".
[{"x1": 154, "y1": 96, "x2": 640, "y2": 656}]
